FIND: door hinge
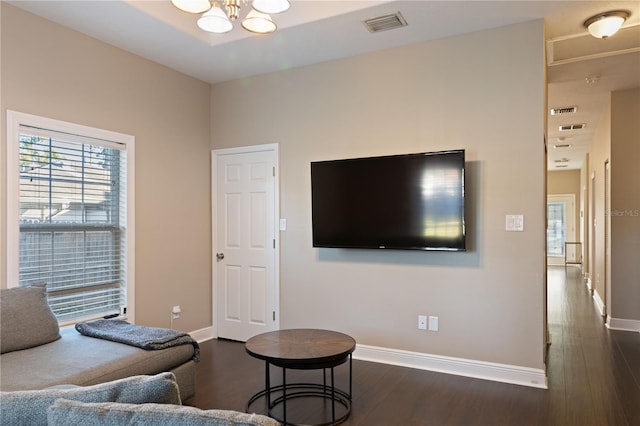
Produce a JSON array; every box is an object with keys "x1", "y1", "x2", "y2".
[
  {"x1": 272, "y1": 167, "x2": 275, "y2": 177},
  {"x1": 273, "y1": 311, "x2": 276, "y2": 321},
  {"x1": 273, "y1": 239, "x2": 276, "y2": 248}
]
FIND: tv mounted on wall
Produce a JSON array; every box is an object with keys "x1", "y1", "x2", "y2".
[{"x1": 311, "y1": 149, "x2": 466, "y2": 251}]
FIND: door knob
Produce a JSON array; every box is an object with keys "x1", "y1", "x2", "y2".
[{"x1": 216, "y1": 253, "x2": 225, "y2": 260}]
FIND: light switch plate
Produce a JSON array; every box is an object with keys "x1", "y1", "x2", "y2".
[
  {"x1": 279, "y1": 218, "x2": 287, "y2": 231},
  {"x1": 428, "y1": 316, "x2": 439, "y2": 332},
  {"x1": 506, "y1": 215, "x2": 524, "y2": 232}
]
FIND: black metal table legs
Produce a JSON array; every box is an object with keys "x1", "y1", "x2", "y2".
[{"x1": 246, "y1": 354, "x2": 353, "y2": 426}]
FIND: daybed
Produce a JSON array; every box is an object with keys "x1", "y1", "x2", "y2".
[
  {"x1": 0, "y1": 285, "x2": 196, "y2": 399},
  {"x1": 1, "y1": 285, "x2": 280, "y2": 425}
]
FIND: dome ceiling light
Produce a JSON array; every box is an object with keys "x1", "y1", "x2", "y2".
[{"x1": 583, "y1": 10, "x2": 630, "y2": 39}]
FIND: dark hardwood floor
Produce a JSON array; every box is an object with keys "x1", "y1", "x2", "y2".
[{"x1": 184, "y1": 267, "x2": 640, "y2": 425}]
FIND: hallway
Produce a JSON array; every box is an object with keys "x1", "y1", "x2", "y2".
[{"x1": 545, "y1": 266, "x2": 640, "y2": 425}]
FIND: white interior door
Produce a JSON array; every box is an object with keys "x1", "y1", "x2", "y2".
[
  {"x1": 213, "y1": 145, "x2": 278, "y2": 342},
  {"x1": 547, "y1": 194, "x2": 576, "y2": 266}
]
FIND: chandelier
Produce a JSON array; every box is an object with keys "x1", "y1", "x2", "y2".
[{"x1": 171, "y1": 0, "x2": 290, "y2": 34}]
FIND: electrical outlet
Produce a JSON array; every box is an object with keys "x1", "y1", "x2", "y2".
[
  {"x1": 418, "y1": 315, "x2": 427, "y2": 330},
  {"x1": 171, "y1": 305, "x2": 181, "y2": 320}
]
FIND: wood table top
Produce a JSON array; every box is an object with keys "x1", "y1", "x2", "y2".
[{"x1": 245, "y1": 329, "x2": 356, "y2": 367}]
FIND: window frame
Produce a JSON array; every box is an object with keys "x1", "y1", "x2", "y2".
[{"x1": 6, "y1": 110, "x2": 135, "y2": 324}]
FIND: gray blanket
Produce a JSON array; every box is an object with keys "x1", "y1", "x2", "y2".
[{"x1": 75, "y1": 319, "x2": 199, "y2": 362}]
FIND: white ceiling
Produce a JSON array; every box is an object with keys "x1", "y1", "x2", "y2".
[{"x1": 8, "y1": 1, "x2": 640, "y2": 170}]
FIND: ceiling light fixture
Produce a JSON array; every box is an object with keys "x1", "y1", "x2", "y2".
[
  {"x1": 583, "y1": 10, "x2": 630, "y2": 39},
  {"x1": 172, "y1": 0, "x2": 289, "y2": 34}
]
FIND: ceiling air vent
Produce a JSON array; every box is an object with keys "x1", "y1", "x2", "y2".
[
  {"x1": 363, "y1": 12, "x2": 407, "y2": 33},
  {"x1": 559, "y1": 123, "x2": 586, "y2": 131},
  {"x1": 550, "y1": 106, "x2": 577, "y2": 115}
]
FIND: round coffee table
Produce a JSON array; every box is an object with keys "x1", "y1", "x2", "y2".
[{"x1": 245, "y1": 329, "x2": 356, "y2": 426}]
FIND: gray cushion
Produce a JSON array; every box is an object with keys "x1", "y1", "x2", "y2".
[
  {"x1": 0, "y1": 284, "x2": 60, "y2": 354},
  {"x1": 0, "y1": 326, "x2": 195, "y2": 391},
  {"x1": 0, "y1": 372, "x2": 181, "y2": 426},
  {"x1": 47, "y1": 399, "x2": 282, "y2": 426}
]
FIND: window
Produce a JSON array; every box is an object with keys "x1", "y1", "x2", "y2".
[
  {"x1": 7, "y1": 111, "x2": 135, "y2": 324},
  {"x1": 547, "y1": 201, "x2": 566, "y2": 257}
]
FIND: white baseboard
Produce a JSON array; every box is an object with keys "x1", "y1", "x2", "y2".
[
  {"x1": 353, "y1": 344, "x2": 547, "y2": 389},
  {"x1": 189, "y1": 326, "x2": 215, "y2": 343},
  {"x1": 606, "y1": 317, "x2": 640, "y2": 333},
  {"x1": 593, "y1": 290, "x2": 605, "y2": 316}
]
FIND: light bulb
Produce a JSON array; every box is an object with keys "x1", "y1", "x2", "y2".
[
  {"x1": 242, "y1": 10, "x2": 276, "y2": 34},
  {"x1": 198, "y1": 4, "x2": 233, "y2": 33},
  {"x1": 172, "y1": 0, "x2": 211, "y2": 14},
  {"x1": 252, "y1": 0, "x2": 290, "y2": 15}
]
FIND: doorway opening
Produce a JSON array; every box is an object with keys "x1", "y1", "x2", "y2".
[{"x1": 546, "y1": 194, "x2": 576, "y2": 267}]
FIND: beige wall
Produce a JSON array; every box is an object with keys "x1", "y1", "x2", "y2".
[
  {"x1": 548, "y1": 170, "x2": 580, "y2": 197},
  {"x1": 588, "y1": 95, "x2": 611, "y2": 313},
  {"x1": 211, "y1": 21, "x2": 547, "y2": 369},
  {"x1": 587, "y1": 88, "x2": 640, "y2": 328},
  {"x1": 580, "y1": 155, "x2": 590, "y2": 276},
  {"x1": 1, "y1": 4, "x2": 212, "y2": 332},
  {"x1": 610, "y1": 88, "x2": 640, "y2": 322}
]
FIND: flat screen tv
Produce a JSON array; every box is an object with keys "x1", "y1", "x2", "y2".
[{"x1": 311, "y1": 149, "x2": 465, "y2": 251}]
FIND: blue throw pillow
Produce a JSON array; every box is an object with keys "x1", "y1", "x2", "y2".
[{"x1": 0, "y1": 372, "x2": 181, "y2": 426}]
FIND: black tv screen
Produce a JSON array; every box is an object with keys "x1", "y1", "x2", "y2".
[{"x1": 311, "y1": 150, "x2": 465, "y2": 251}]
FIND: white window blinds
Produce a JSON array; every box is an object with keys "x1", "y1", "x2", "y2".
[{"x1": 17, "y1": 124, "x2": 128, "y2": 323}]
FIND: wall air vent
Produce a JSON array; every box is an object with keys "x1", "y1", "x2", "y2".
[
  {"x1": 559, "y1": 123, "x2": 585, "y2": 131},
  {"x1": 363, "y1": 12, "x2": 407, "y2": 33},
  {"x1": 550, "y1": 106, "x2": 577, "y2": 115}
]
